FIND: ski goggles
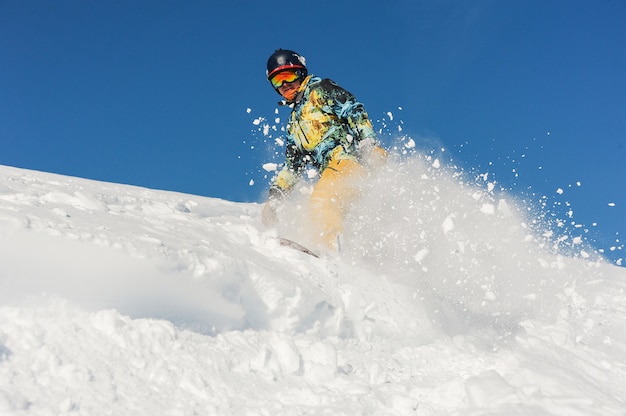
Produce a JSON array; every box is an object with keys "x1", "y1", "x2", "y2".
[{"x1": 270, "y1": 70, "x2": 300, "y2": 88}]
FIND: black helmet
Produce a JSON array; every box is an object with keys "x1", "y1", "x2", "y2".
[{"x1": 266, "y1": 49, "x2": 308, "y2": 80}]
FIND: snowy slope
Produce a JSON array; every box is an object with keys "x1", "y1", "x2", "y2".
[{"x1": 1, "y1": 162, "x2": 625, "y2": 416}]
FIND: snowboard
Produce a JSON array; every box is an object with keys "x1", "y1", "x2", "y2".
[{"x1": 279, "y1": 237, "x2": 319, "y2": 258}]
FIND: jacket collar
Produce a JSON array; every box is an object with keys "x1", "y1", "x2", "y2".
[{"x1": 293, "y1": 75, "x2": 312, "y2": 104}]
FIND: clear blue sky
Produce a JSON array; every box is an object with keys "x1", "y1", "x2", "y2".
[{"x1": 1, "y1": 0, "x2": 625, "y2": 264}]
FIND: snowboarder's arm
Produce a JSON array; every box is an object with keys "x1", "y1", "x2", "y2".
[
  {"x1": 262, "y1": 136, "x2": 304, "y2": 226},
  {"x1": 318, "y1": 79, "x2": 377, "y2": 143},
  {"x1": 317, "y1": 79, "x2": 385, "y2": 165},
  {"x1": 271, "y1": 136, "x2": 305, "y2": 194}
]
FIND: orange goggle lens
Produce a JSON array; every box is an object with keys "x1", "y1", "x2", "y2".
[{"x1": 270, "y1": 71, "x2": 300, "y2": 88}]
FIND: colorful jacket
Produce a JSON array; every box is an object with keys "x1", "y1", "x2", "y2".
[{"x1": 271, "y1": 75, "x2": 376, "y2": 195}]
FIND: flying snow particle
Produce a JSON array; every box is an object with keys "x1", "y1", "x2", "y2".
[
  {"x1": 480, "y1": 204, "x2": 495, "y2": 215},
  {"x1": 404, "y1": 139, "x2": 416, "y2": 149},
  {"x1": 497, "y1": 199, "x2": 512, "y2": 216},
  {"x1": 249, "y1": 179, "x2": 254, "y2": 186},
  {"x1": 246, "y1": 108, "x2": 252, "y2": 114},
  {"x1": 442, "y1": 215, "x2": 455, "y2": 234},
  {"x1": 608, "y1": 202, "x2": 616, "y2": 207},
  {"x1": 306, "y1": 169, "x2": 318, "y2": 179},
  {"x1": 387, "y1": 112, "x2": 394, "y2": 121},
  {"x1": 432, "y1": 159, "x2": 441, "y2": 169},
  {"x1": 414, "y1": 248, "x2": 429, "y2": 263},
  {"x1": 557, "y1": 188, "x2": 564, "y2": 195},
  {"x1": 262, "y1": 163, "x2": 278, "y2": 172}
]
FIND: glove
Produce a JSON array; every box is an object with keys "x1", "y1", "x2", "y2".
[
  {"x1": 359, "y1": 137, "x2": 388, "y2": 168},
  {"x1": 261, "y1": 186, "x2": 286, "y2": 227},
  {"x1": 261, "y1": 201, "x2": 279, "y2": 226}
]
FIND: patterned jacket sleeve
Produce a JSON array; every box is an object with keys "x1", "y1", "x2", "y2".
[{"x1": 269, "y1": 134, "x2": 305, "y2": 197}]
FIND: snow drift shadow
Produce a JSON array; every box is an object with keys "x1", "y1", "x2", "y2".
[{"x1": 0, "y1": 230, "x2": 268, "y2": 335}]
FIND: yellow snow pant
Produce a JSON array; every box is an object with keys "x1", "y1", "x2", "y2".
[{"x1": 310, "y1": 156, "x2": 366, "y2": 251}]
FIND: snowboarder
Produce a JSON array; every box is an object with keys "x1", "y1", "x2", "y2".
[{"x1": 261, "y1": 49, "x2": 386, "y2": 252}]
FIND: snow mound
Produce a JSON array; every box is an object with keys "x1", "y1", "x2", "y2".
[{"x1": 1, "y1": 164, "x2": 625, "y2": 415}]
